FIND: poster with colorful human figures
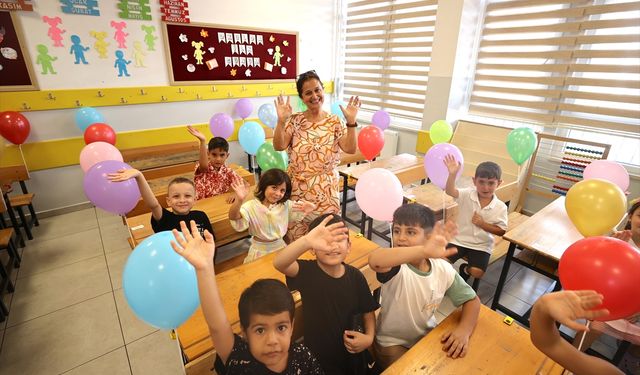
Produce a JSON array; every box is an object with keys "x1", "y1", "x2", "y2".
[
  {"x1": 0, "y1": 11, "x2": 38, "y2": 91},
  {"x1": 162, "y1": 22, "x2": 298, "y2": 84}
]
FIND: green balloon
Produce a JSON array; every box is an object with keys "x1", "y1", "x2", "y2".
[
  {"x1": 296, "y1": 96, "x2": 307, "y2": 112},
  {"x1": 429, "y1": 120, "x2": 453, "y2": 144},
  {"x1": 506, "y1": 127, "x2": 537, "y2": 165},
  {"x1": 256, "y1": 143, "x2": 288, "y2": 171}
]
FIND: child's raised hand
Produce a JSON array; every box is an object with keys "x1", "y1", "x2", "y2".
[
  {"x1": 305, "y1": 216, "x2": 349, "y2": 252},
  {"x1": 539, "y1": 291, "x2": 609, "y2": 332},
  {"x1": 423, "y1": 221, "x2": 458, "y2": 259},
  {"x1": 292, "y1": 200, "x2": 316, "y2": 214},
  {"x1": 187, "y1": 125, "x2": 206, "y2": 143},
  {"x1": 443, "y1": 154, "x2": 461, "y2": 176},
  {"x1": 343, "y1": 330, "x2": 373, "y2": 354},
  {"x1": 612, "y1": 230, "x2": 632, "y2": 242},
  {"x1": 170, "y1": 220, "x2": 216, "y2": 271},
  {"x1": 107, "y1": 168, "x2": 140, "y2": 182},
  {"x1": 230, "y1": 175, "x2": 249, "y2": 201},
  {"x1": 440, "y1": 328, "x2": 469, "y2": 359},
  {"x1": 274, "y1": 95, "x2": 293, "y2": 121}
]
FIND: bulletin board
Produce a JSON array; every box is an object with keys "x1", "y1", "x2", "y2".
[
  {"x1": 0, "y1": 11, "x2": 38, "y2": 91},
  {"x1": 162, "y1": 22, "x2": 298, "y2": 85}
]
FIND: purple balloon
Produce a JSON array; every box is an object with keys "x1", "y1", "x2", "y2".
[
  {"x1": 209, "y1": 113, "x2": 234, "y2": 139},
  {"x1": 372, "y1": 110, "x2": 390, "y2": 130},
  {"x1": 234, "y1": 98, "x2": 253, "y2": 119},
  {"x1": 424, "y1": 143, "x2": 464, "y2": 190},
  {"x1": 84, "y1": 160, "x2": 141, "y2": 216}
]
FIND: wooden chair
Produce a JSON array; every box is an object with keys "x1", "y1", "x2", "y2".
[
  {"x1": 1, "y1": 164, "x2": 39, "y2": 244},
  {"x1": 0, "y1": 197, "x2": 21, "y2": 322}
]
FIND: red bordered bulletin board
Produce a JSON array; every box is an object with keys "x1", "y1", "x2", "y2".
[
  {"x1": 0, "y1": 11, "x2": 38, "y2": 91},
  {"x1": 162, "y1": 22, "x2": 298, "y2": 85}
]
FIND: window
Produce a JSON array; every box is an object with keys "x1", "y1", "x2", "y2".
[
  {"x1": 467, "y1": 0, "x2": 639, "y2": 166},
  {"x1": 342, "y1": 0, "x2": 438, "y2": 127}
]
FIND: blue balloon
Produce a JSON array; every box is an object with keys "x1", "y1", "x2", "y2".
[
  {"x1": 238, "y1": 121, "x2": 266, "y2": 155},
  {"x1": 257, "y1": 103, "x2": 278, "y2": 128},
  {"x1": 123, "y1": 231, "x2": 199, "y2": 329},
  {"x1": 76, "y1": 107, "x2": 105, "y2": 132},
  {"x1": 331, "y1": 100, "x2": 346, "y2": 121}
]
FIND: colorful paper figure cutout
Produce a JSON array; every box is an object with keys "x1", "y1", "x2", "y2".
[
  {"x1": 206, "y1": 58, "x2": 218, "y2": 70},
  {"x1": 89, "y1": 31, "x2": 109, "y2": 58},
  {"x1": 36, "y1": 44, "x2": 57, "y2": 74},
  {"x1": 187, "y1": 64, "x2": 195, "y2": 72},
  {"x1": 114, "y1": 50, "x2": 131, "y2": 77},
  {"x1": 230, "y1": 68, "x2": 237, "y2": 76},
  {"x1": 269, "y1": 35, "x2": 275, "y2": 43},
  {"x1": 200, "y1": 29, "x2": 208, "y2": 38},
  {"x1": 110, "y1": 21, "x2": 128, "y2": 49},
  {"x1": 181, "y1": 54, "x2": 188, "y2": 61},
  {"x1": 118, "y1": 0, "x2": 152, "y2": 21},
  {"x1": 179, "y1": 33, "x2": 188, "y2": 43},
  {"x1": 191, "y1": 40, "x2": 205, "y2": 64},
  {"x1": 141, "y1": 25, "x2": 157, "y2": 51},
  {"x1": 245, "y1": 68, "x2": 251, "y2": 77},
  {"x1": 42, "y1": 16, "x2": 65, "y2": 47},
  {"x1": 273, "y1": 46, "x2": 283, "y2": 66},
  {"x1": 69, "y1": 35, "x2": 89, "y2": 64},
  {"x1": 0, "y1": 48, "x2": 17, "y2": 60},
  {"x1": 282, "y1": 40, "x2": 289, "y2": 46},
  {"x1": 0, "y1": 26, "x2": 5, "y2": 44},
  {"x1": 132, "y1": 41, "x2": 146, "y2": 67}
]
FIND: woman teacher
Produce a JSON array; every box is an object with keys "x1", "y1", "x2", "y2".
[{"x1": 273, "y1": 70, "x2": 361, "y2": 240}]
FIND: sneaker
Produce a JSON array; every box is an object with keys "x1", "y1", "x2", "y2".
[{"x1": 459, "y1": 263, "x2": 470, "y2": 281}]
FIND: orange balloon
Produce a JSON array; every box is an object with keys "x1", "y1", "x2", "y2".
[{"x1": 565, "y1": 179, "x2": 626, "y2": 237}]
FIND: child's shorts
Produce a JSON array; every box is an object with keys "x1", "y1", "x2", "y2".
[
  {"x1": 446, "y1": 243, "x2": 491, "y2": 272},
  {"x1": 243, "y1": 238, "x2": 286, "y2": 264}
]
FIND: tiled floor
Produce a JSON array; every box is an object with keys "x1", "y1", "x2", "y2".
[{"x1": 0, "y1": 200, "x2": 622, "y2": 374}]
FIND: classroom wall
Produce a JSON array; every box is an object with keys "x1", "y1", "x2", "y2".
[{"x1": 5, "y1": 1, "x2": 338, "y2": 214}]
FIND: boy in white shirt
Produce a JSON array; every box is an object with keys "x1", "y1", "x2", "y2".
[
  {"x1": 368, "y1": 204, "x2": 480, "y2": 369},
  {"x1": 443, "y1": 157, "x2": 508, "y2": 282}
]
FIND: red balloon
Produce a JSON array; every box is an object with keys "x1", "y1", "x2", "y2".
[
  {"x1": 0, "y1": 111, "x2": 31, "y2": 145},
  {"x1": 559, "y1": 236, "x2": 640, "y2": 321},
  {"x1": 358, "y1": 125, "x2": 384, "y2": 161},
  {"x1": 84, "y1": 123, "x2": 116, "y2": 145}
]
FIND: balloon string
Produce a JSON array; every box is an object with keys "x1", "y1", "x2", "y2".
[
  {"x1": 442, "y1": 190, "x2": 446, "y2": 223},
  {"x1": 18, "y1": 144, "x2": 28, "y2": 173},
  {"x1": 389, "y1": 221, "x2": 393, "y2": 247},
  {"x1": 577, "y1": 320, "x2": 590, "y2": 352}
]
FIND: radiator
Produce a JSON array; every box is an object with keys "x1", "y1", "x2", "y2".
[{"x1": 381, "y1": 129, "x2": 399, "y2": 158}]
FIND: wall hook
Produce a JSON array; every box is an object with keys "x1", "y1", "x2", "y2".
[
  {"x1": 279, "y1": 90, "x2": 285, "y2": 95},
  {"x1": 120, "y1": 97, "x2": 128, "y2": 104},
  {"x1": 196, "y1": 93, "x2": 201, "y2": 100},
  {"x1": 21, "y1": 102, "x2": 31, "y2": 110},
  {"x1": 47, "y1": 92, "x2": 56, "y2": 100},
  {"x1": 97, "y1": 90, "x2": 104, "y2": 97},
  {"x1": 140, "y1": 89, "x2": 147, "y2": 95},
  {"x1": 268, "y1": 84, "x2": 273, "y2": 90},
  {"x1": 161, "y1": 95, "x2": 167, "y2": 101},
  {"x1": 212, "y1": 85, "x2": 217, "y2": 92},
  {"x1": 256, "y1": 91, "x2": 261, "y2": 96},
  {"x1": 227, "y1": 92, "x2": 233, "y2": 98},
  {"x1": 241, "y1": 85, "x2": 247, "y2": 92},
  {"x1": 75, "y1": 100, "x2": 82, "y2": 107},
  {"x1": 178, "y1": 87, "x2": 184, "y2": 94}
]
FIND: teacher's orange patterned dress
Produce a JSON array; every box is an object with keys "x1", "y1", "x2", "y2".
[{"x1": 284, "y1": 112, "x2": 345, "y2": 241}]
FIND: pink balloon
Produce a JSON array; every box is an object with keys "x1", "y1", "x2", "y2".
[
  {"x1": 209, "y1": 113, "x2": 234, "y2": 139},
  {"x1": 355, "y1": 168, "x2": 403, "y2": 222},
  {"x1": 372, "y1": 110, "x2": 390, "y2": 130},
  {"x1": 583, "y1": 160, "x2": 629, "y2": 193},
  {"x1": 79, "y1": 141, "x2": 123, "y2": 172},
  {"x1": 234, "y1": 98, "x2": 253, "y2": 119},
  {"x1": 424, "y1": 143, "x2": 464, "y2": 190},
  {"x1": 83, "y1": 160, "x2": 141, "y2": 215}
]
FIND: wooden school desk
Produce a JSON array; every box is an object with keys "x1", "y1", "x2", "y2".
[
  {"x1": 177, "y1": 231, "x2": 380, "y2": 363},
  {"x1": 491, "y1": 197, "x2": 582, "y2": 325},
  {"x1": 125, "y1": 189, "x2": 252, "y2": 248},
  {"x1": 338, "y1": 153, "x2": 426, "y2": 236},
  {"x1": 383, "y1": 305, "x2": 565, "y2": 375}
]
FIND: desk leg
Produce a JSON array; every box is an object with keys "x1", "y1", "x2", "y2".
[
  {"x1": 491, "y1": 242, "x2": 516, "y2": 310},
  {"x1": 341, "y1": 174, "x2": 348, "y2": 218},
  {"x1": 366, "y1": 217, "x2": 373, "y2": 240}
]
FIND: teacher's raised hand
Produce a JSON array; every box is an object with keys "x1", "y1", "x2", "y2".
[
  {"x1": 339, "y1": 96, "x2": 361, "y2": 125},
  {"x1": 274, "y1": 94, "x2": 293, "y2": 122}
]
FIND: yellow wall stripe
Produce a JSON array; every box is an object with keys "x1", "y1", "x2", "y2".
[
  {"x1": 0, "y1": 81, "x2": 334, "y2": 112},
  {"x1": 0, "y1": 120, "x2": 265, "y2": 171}
]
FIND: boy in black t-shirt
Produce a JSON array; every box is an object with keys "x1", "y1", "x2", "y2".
[
  {"x1": 170, "y1": 221, "x2": 323, "y2": 375},
  {"x1": 274, "y1": 214, "x2": 379, "y2": 375},
  {"x1": 108, "y1": 169, "x2": 213, "y2": 238}
]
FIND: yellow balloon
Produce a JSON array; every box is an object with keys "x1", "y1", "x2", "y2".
[{"x1": 565, "y1": 179, "x2": 626, "y2": 237}]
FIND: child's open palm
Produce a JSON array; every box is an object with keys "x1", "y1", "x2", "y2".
[
  {"x1": 107, "y1": 168, "x2": 140, "y2": 182},
  {"x1": 543, "y1": 290, "x2": 609, "y2": 332},
  {"x1": 171, "y1": 220, "x2": 216, "y2": 271},
  {"x1": 230, "y1": 176, "x2": 249, "y2": 201},
  {"x1": 423, "y1": 220, "x2": 458, "y2": 259},
  {"x1": 306, "y1": 216, "x2": 349, "y2": 252},
  {"x1": 443, "y1": 154, "x2": 461, "y2": 175},
  {"x1": 187, "y1": 125, "x2": 206, "y2": 142}
]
